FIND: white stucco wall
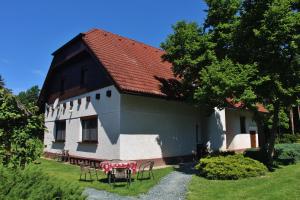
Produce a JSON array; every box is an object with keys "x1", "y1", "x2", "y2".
[
  {"x1": 225, "y1": 108, "x2": 259, "y2": 150},
  {"x1": 201, "y1": 108, "x2": 227, "y2": 151},
  {"x1": 119, "y1": 95, "x2": 203, "y2": 160},
  {"x1": 44, "y1": 86, "x2": 259, "y2": 160},
  {"x1": 44, "y1": 85, "x2": 121, "y2": 160}
]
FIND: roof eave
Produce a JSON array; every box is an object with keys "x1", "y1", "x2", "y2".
[{"x1": 51, "y1": 33, "x2": 85, "y2": 56}]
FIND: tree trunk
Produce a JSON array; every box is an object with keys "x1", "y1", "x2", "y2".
[
  {"x1": 290, "y1": 107, "x2": 295, "y2": 135},
  {"x1": 253, "y1": 111, "x2": 266, "y2": 147},
  {"x1": 267, "y1": 101, "x2": 280, "y2": 168}
]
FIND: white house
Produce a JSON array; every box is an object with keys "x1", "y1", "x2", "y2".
[{"x1": 39, "y1": 29, "x2": 267, "y2": 165}]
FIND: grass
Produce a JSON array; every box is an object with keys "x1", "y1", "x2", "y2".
[
  {"x1": 31, "y1": 158, "x2": 173, "y2": 196},
  {"x1": 187, "y1": 163, "x2": 300, "y2": 200}
]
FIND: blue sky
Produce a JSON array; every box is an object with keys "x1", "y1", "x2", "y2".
[{"x1": 0, "y1": 0, "x2": 206, "y2": 94}]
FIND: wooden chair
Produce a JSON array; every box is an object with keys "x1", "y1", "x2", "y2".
[
  {"x1": 89, "y1": 161, "x2": 100, "y2": 181},
  {"x1": 62, "y1": 150, "x2": 69, "y2": 162},
  {"x1": 137, "y1": 161, "x2": 154, "y2": 180},
  {"x1": 56, "y1": 150, "x2": 69, "y2": 162},
  {"x1": 79, "y1": 162, "x2": 93, "y2": 181},
  {"x1": 55, "y1": 150, "x2": 64, "y2": 162},
  {"x1": 111, "y1": 167, "x2": 131, "y2": 187}
]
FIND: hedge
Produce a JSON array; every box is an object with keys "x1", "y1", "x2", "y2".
[
  {"x1": 275, "y1": 134, "x2": 299, "y2": 144},
  {"x1": 0, "y1": 165, "x2": 85, "y2": 200},
  {"x1": 273, "y1": 143, "x2": 300, "y2": 165},
  {"x1": 195, "y1": 154, "x2": 268, "y2": 180}
]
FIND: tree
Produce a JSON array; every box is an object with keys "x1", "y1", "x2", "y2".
[
  {"x1": 0, "y1": 82, "x2": 44, "y2": 168},
  {"x1": 0, "y1": 75, "x2": 4, "y2": 89},
  {"x1": 17, "y1": 85, "x2": 40, "y2": 108},
  {"x1": 161, "y1": 0, "x2": 300, "y2": 166}
]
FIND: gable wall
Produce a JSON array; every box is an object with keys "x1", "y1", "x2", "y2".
[
  {"x1": 42, "y1": 40, "x2": 113, "y2": 104},
  {"x1": 43, "y1": 85, "x2": 121, "y2": 160}
]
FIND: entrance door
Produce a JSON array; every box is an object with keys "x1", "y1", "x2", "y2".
[{"x1": 250, "y1": 131, "x2": 257, "y2": 148}]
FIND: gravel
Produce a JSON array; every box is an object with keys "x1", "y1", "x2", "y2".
[{"x1": 83, "y1": 163, "x2": 195, "y2": 200}]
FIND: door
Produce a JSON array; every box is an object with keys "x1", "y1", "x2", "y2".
[{"x1": 250, "y1": 131, "x2": 256, "y2": 148}]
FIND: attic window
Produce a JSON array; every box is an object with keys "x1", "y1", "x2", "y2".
[
  {"x1": 78, "y1": 98, "x2": 81, "y2": 105},
  {"x1": 70, "y1": 101, "x2": 73, "y2": 108},
  {"x1": 63, "y1": 103, "x2": 66, "y2": 109},
  {"x1": 106, "y1": 90, "x2": 111, "y2": 97},
  {"x1": 80, "y1": 68, "x2": 88, "y2": 86},
  {"x1": 60, "y1": 78, "x2": 65, "y2": 94}
]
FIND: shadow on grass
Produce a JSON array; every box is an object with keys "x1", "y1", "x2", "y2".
[
  {"x1": 173, "y1": 162, "x2": 197, "y2": 175},
  {"x1": 98, "y1": 178, "x2": 135, "y2": 183},
  {"x1": 79, "y1": 179, "x2": 94, "y2": 182},
  {"x1": 137, "y1": 177, "x2": 151, "y2": 181}
]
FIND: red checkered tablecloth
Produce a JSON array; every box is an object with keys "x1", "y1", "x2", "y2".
[{"x1": 99, "y1": 160, "x2": 137, "y2": 174}]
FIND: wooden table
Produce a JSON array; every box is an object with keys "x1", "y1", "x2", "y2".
[{"x1": 99, "y1": 160, "x2": 137, "y2": 184}]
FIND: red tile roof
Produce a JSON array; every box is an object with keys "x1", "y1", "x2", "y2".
[
  {"x1": 82, "y1": 28, "x2": 267, "y2": 113},
  {"x1": 83, "y1": 28, "x2": 176, "y2": 97},
  {"x1": 226, "y1": 98, "x2": 268, "y2": 113}
]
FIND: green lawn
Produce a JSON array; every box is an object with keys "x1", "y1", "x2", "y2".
[
  {"x1": 187, "y1": 163, "x2": 300, "y2": 200},
  {"x1": 32, "y1": 158, "x2": 173, "y2": 196}
]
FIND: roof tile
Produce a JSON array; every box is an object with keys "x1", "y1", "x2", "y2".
[{"x1": 82, "y1": 29, "x2": 175, "y2": 97}]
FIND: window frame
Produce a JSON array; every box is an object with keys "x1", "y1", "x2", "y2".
[
  {"x1": 80, "y1": 68, "x2": 88, "y2": 87},
  {"x1": 80, "y1": 115, "x2": 98, "y2": 143},
  {"x1": 60, "y1": 78, "x2": 65, "y2": 94},
  {"x1": 55, "y1": 120, "x2": 66, "y2": 142}
]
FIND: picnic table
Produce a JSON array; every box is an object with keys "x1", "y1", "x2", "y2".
[{"x1": 99, "y1": 160, "x2": 137, "y2": 185}]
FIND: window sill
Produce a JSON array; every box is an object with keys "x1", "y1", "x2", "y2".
[
  {"x1": 52, "y1": 140, "x2": 65, "y2": 143},
  {"x1": 77, "y1": 141, "x2": 98, "y2": 144}
]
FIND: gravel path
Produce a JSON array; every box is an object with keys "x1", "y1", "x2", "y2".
[{"x1": 83, "y1": 163, "x2": 195, "y2": 200}]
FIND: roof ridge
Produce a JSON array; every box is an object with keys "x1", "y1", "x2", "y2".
[{"x1": 84, "y1": 28, "x2": 165, "y2": 53}]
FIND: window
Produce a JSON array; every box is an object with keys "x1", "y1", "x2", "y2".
[
  {"x1": 55, "y1": 120, "x2": 66, "y2": 142},
  {"x1": 80, "y1": 68, "x2": 88, "y2": 86},
  {"x1": 60, "y1": 78, "x2": 65, "y2": 94},
  {"x1": 81, "y1": 116, "x2": 98, "y2": 142},
  {"x1": 240, "y1": 116, "x2": 246, "y2": 133}
]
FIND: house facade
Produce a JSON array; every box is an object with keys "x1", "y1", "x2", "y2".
[{"x1": 40, "y1": 29, "x2": 265, "y2": 165}]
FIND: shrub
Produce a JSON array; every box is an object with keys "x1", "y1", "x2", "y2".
[
  {"x1": 207, "y1": 150, "x2": 235, "y2": 157},
  {"x1": 0, "y1": 165, "x2": 85, "y2": 200},
  {"x1": 244, "y1": 147, "x2": 268, "y2": 165},
  {"x1": 195, "y1": 154, "x2": 268, "y2": 180},
  {"x1": 275, "y1": 134, "x2": 299, "y2": 144},
  {"x1": 274, "y1": 143, "x2": 300, "y2": 165}
]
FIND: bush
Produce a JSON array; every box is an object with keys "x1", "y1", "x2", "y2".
[
  {"x1": 195, "y1": 154, "x2": 268, "y2": 180},
  {"x1": 274, "y1": 143, "x2": 300, "y2": 165},
  {"x1": 206, "y1": 150, "x2": 235, "y2": 157},
  {"x1": 244, "y1": 147, "x2": 268, "y2": 165},
  {"x1": 0, "y1": 165, "x2": 85, "y2": 200},
  {"x1": 276, "y1": 134, "x2": 299, "y2": 144}
]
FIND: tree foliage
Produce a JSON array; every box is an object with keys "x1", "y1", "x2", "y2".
[
  {"x1": 161, "y1": 0, "x2": 300, "y2": 166},
  {"x1": 17, "y1": 85, "x2": 40, "y2": 108},
  {"x1": 0, "y1": 79, "x2": 44, "y2": 168},
  {"x1": 0, "y1": 75, "x2": 4, "y2": 89}
]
